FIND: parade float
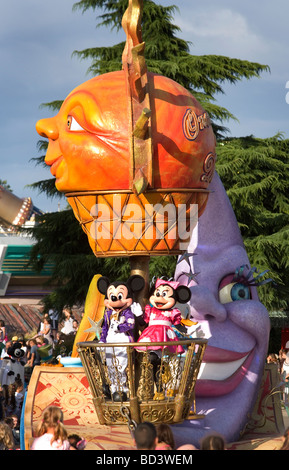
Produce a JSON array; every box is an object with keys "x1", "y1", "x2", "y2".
[{"x1": 22, "y1": 0, "x2": 285, "y2": 450}]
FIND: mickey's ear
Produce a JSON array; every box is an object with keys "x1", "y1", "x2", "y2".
[
  {"x1": 127, "y1": 275, "x2": 145, "y2": 293},
  {"x1": 175, "y1": 285, "x2": 191, "y2": 303},
  {"x1": 97, "y1": 276, "x2": 111, "y2": 295}
]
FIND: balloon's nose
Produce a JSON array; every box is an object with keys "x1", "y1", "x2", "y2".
[{"x1": 36, "y1": 117, "x2": 59, "y2": 140}]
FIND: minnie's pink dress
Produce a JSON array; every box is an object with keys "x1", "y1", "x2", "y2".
[{"x1": 137, "y1": 305, "x2": 184, "y2": 354}]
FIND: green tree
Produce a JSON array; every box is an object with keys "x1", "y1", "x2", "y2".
[
  {"x1": 0, "y1": 179, "x2": 13, "y2": 192},
  {"x1": 72, "y1": 0, "x2": 268, "y2": 137},
  {"x1": 28, "y1": 0, "x2": 275, "y2": 311},
  {"x1": 216, "y1": 134, "x2": 289, "y2": 311}
]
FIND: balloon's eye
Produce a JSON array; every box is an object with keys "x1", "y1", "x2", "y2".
[{"x1": 67, "y1": 115, "x2": 84, "y2": 131}]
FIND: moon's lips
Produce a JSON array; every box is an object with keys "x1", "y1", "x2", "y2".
[{"x1": 196, "y1": 346, "x2": 255, "y2": 397}]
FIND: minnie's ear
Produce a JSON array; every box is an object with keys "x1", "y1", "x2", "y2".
[
  {"x1": 127, "y1": 275, "x2": 145, "y2": 293},
  {"x1": 97, "y1": 276, "x2": 111, "y2": 295},
  {"x1": 175, "y1": 285, "x2": 191, "y2": 303}
]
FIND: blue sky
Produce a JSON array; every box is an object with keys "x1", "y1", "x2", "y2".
[{"x1": 1, "y1": 0, "x2": 288, "y2": 213}]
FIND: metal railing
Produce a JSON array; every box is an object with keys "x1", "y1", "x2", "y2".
[{"x1": 77, "y1": 339, "x2": 207, "y2": 426}]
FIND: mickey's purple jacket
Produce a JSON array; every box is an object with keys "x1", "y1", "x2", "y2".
[{"x1": 99, "y1": 307, "x2": 135, "y2": 343}]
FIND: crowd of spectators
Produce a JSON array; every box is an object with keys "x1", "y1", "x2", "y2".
[
  {"x1": 0, "y1": 307, "x2": 80, "y2": 449},
  {"x1": 1, "y1": 311, "x2": 289, "y2": 450}
]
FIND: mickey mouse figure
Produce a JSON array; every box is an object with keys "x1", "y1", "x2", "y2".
[
  {"x1": 97, "y1": 274, "x2": 145, "y2": 402},
  {"x1": 1, "y1": 341, "x2": 26, "y2": 386},
  {"x1": 136, "y1": 278, "x2": 191, "y2": 400}
]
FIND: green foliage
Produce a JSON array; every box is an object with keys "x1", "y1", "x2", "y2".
[
  {"x1": 216, "y1": 134, "x2": 289, "y2": 310},
  {"x1": 39, "y1": 100, "x2": 64, "y2": 111},
  {"x1": 28, "y1": 178, "x2": 64, "y2": 200},
  {"x1": 0, "y1": 179, "x2": 13, "y2": 192},
  {"x1": 149, "y1": 256, "x2": 177, "y2": 280},
  {"x1": 72, "y1": 0, "x2": 269, "y2": 137}
]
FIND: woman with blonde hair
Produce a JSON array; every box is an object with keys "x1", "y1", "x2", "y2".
[
  {"x1": 0, "y1": 421, "x2": 15, "y2": 450},
  {"x1": 30, "y1": 406, "x2": 70, "y2": 450}
]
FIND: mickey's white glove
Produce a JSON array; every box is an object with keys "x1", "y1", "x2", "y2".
[{"x1": 131, "y1": 302, "x2": 143, "y2": 317}]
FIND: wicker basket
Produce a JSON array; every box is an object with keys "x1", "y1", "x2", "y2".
[{"x1": 66, "y1": 189, "x2": 209, "y2": 257}]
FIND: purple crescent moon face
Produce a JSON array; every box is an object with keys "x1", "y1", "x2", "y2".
[{"x1": 173, "y1": 172, "x2": 270, "y2": 447}]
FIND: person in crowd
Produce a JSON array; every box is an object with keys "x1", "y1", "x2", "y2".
[
  {"x1": 4, "y1": 416, "x2": 20, "y2": 448},
  {"x1": 155, "y1": 423, "x2": 175, "y2": 450},
  {"x1": 36, "y1": 313, "x2": 50, "y2": 336},
  {"x1": 133, "y1": 422, "x2": 158, "y2": 450},
  {"x1": 267, "y1": 353, "x2": 279, "y2": 365},
  {"x1": 35, "y1": 335, "x2": 48, "y2": 347},
  {"x1": 14, "y1": 379, "x2": 24, "y2": 419},
  {"x1": 18, "y1": 337, "x2": 27, "y2": 359},
  {"x1": 48, "y1": 308, "x2": 59, "y2": 339},
  {"x1": 279, "y1": 349, "x2": 287, "y2": 373},
  {"x1": 10, "y1": 414, "x2": 19, "y2": 431},
  {"x1": 61, "y1": 308, "x2": 75, "y2": 335},
  {"x1": 30, "y1": 406, "x2": 70, "y2": 450},
  {"x1": 177, "y1": 444, "x2": 198, "y2": 450},
  {"x1": 68, "y1": 433, "x2": 87, "y2": 450},
  {"x1": 26, "y1": 339, "x2": 41, "y2": 369},
  {"x1": 0, "y1": 340, "x2": 12, "y2": 359},
  {"x1": 199, "y1": 433, "x2": 226, "y2": 450},
  {"x1": 0, "y1": 386, "x2": 5, "y2": 421},
  {"x1": 0, "y1": 320, "x2": 7, "y2": 344},
  {"x1": 38, "y1": 318, "x2": 54, "y2": 346},
  {"x1": 281, "y1": 350, "x2": 289, "y2": 405},
  {"x1": 3, "y1": 382, "x2": 16, "y2": 416},
  {"x1": 0, "y1": 421, "x2": 15, "y2": 450},
  {"x1": 278, "y1": 427, "x2": 289, "y2": 450},
  {"x1": 72, "y1": 319, "x2": 79, "y2": 335}
]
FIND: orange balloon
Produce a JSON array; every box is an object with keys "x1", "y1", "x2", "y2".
[{"x1": 36, "y1": 71, "x2": 216, "y2": 194}]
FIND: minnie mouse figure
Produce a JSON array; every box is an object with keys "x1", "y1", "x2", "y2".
[
  {"x1": 136, "y1": 278, "x2": 191, "y2": 400},
  {"x1": 97, "y1": 274, "x2": 145, "y2": 402}
]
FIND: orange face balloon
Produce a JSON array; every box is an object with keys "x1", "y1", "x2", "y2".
[{"x1": 36, "y1": 70, "x2": 216, "y2": 194}]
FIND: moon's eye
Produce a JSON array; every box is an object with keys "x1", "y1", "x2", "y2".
[{"x1": 219, "y1": 275, "x2": 251, "y2": 304}]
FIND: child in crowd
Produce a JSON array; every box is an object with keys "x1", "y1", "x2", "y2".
[
  {"x1": 200, "y1": 433, "x2": 226, "y2": 450},
  {"x1": 68, "y1": 434, "x2": 87, "y2": 450},
  {"x1": 134, "y1": 422, "x2": 158, "y2": 450},
  {"x1": 30, "y1": 406, "x2": 70, "y2": 450},
  {"x1": 155, "y1": 423, "x2": 175, "y2": 450}
]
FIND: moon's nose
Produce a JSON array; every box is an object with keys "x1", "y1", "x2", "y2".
[
  {"x1": 36, "y1": 117, "x2": 59, "y2": 141},
  {"x1": 189, "y1": 285, "x2": 227, "y2": 322}
]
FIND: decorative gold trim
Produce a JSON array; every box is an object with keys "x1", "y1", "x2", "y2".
[
  {"x1": 121, "y1": 0, "x2": 153, "y2": 194},
  {"x1": 77, "y1": 339, "x2": 207, "y2": 426}
]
